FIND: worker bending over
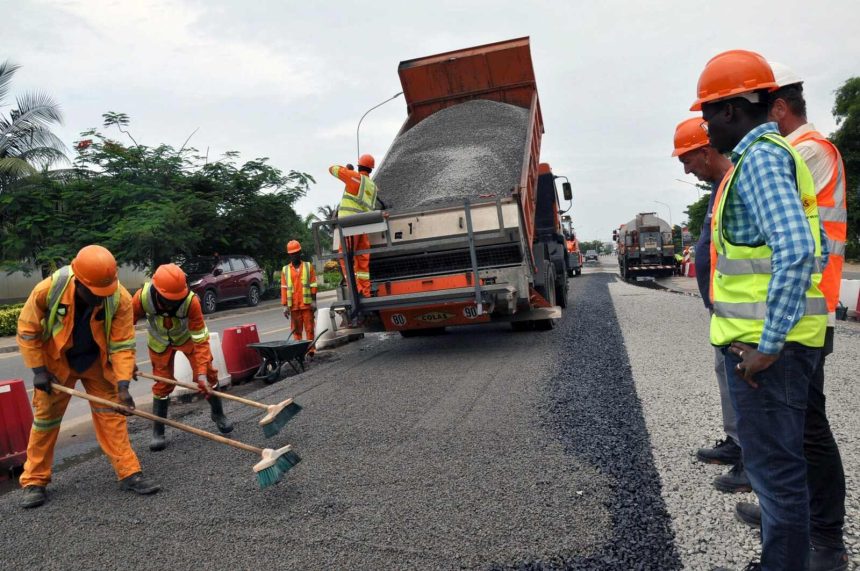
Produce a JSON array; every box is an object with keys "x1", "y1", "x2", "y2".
[
  {"x1": 281, "y1": 241, "x2": 318, "y2": 357},
  {"x1": 17, "y1": 245, "x2": 160, "y2": 508},
  {"x1": 329, "y1": 153, "x2": 379, "y2": 298},
  {"x1": 132, "y1": 263, "x2": 233, "y2": 451}
]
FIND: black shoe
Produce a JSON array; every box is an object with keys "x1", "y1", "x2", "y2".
[
  {"x1": 734, "y1": 501, "x2": 761, "y2": 528},
  {"x1": 712, "y1": 562, "x2": 761, "y2": 571},
  {"x1": 696, "y1": 436, "x2": 741, "y2": 465},
  {"x1": 208, "y1": 396, "x2": 234, "y2": 434},
  {"x1": 20, "y1": 485, "x2": 47, "y2": 509},
  {"x1": 713, "y1": 461, "x2": 752, "y2": 493},
  {"x1": 150, "y1": 398, "x2": 169, "y2": 452},
  {"x1": 810, "y1": 544, "x2": 848, "y2": 571},
  {"x1": 119, "y1": 472, "x2": 161, "y2": 495}
]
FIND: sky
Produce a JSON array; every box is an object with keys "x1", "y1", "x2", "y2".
[{"x1": 5, "y1": 0, "x2": 860, "y2": 242}]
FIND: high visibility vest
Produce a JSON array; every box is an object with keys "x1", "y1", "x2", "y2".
[
  {"x1": 711, "y1": 133, "x2": 827, "y2": 348},
  {"x1": 140, "y1": 282, "x2": 208, "y2": 353},
  {"x1": 41, "y1": 266, "x2": 134, "y2": 357},
  {"x1": 790, "y1": 129, "x2": 848, "y2": 315},
  {"x1": 336, "y1": 170, "x2": 378, "y2": 218},
  {"x1": 283, "y1": 262, "x2": 316, "y2": 307}
]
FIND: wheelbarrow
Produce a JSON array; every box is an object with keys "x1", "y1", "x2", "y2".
[{"x1": 248, "y1": 329, "x2": 327, "y2": 384}]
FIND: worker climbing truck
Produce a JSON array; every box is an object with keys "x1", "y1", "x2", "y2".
[
  {"x1": 613, "y1": 212, "x2": 677, "y2": 279},
  {"x1": 314, "y1": 37, "x2": 573, "y2": 333}
]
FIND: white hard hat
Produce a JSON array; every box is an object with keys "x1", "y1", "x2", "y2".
[{"x1": 768, "y1": 61, "x2": 803, "y2": 88}]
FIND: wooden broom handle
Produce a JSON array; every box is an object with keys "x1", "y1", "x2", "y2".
[
  {"x1": 137, "y1": 372, "x2": 268, "y2": 411},
  {"x1": 50, "y1": 383, "x2": 262, "y2": 455}
]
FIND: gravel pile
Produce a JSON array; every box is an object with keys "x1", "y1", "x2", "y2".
[
  {"x1": 373, "y1": 99, "x2": 529, "y2": 210},
  {"x1": 609, "y1": 278, "x2": 860, "y2": 569}
]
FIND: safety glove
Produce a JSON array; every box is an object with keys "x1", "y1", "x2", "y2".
[
  {"x1": 117, "y1": 381, "x2": 135, "y2": 414},
  {"x1": 311, "y1": 301, "x2": 318, "y2": 315},
  {"x1": 283, "y1": 307, "x2": 291, "y2": 319},
  {"x1": 346, "y1": 163, "x2": 355, "y2": 171},
  {"x1": 32, "y1": 368, "x2": 56, "y2": 394},
  {"x1": 195, "y1": 374, "x2": 213, "y2": 399}
]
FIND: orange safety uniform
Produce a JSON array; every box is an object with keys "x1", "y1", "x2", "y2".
[
  {"x1": 789, "y1": 128, "x2": 848, "y2": 319},
  {"x1": 281, "y1": 261, "x2": 318, "y2": 354},
  {"x1": 132, "y1": 284, "x2": 217, "y2": 399},
  {"x1": 330, "y1": 164, "x2": 376, "y2": 297},
  {"x1": 16, "y1": 268, "x2": 141, "y2": 486}
]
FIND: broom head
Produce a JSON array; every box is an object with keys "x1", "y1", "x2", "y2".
[
  {"x1": 253, "y1": 444, "x2": 302, "y2": 489},
  {"x1": 259, "y1": 399, "x2": 303, "y2": 438}
]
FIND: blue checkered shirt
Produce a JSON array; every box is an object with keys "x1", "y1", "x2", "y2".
[{"x1": 722, "y1": 122, "x2": 827, "y2": 355}]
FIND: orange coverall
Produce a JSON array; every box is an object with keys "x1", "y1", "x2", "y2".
[
  {"x1": 131, "y1": 291, "x2": 217, "y2": 398},
  {"x1": 17, "y1": 278, "x2": 141, "y2": 486},
  {"x1": 281, "y1": 263, "x2": 318, "y2": 355},
  {"x1": 330, "y1": 165, "x2": 372, "y2": 297}
]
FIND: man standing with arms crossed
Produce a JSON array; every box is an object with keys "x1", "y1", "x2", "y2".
[
  {"x1": 671, "y1": 117, "x2": 749, "y2": 494},
  {"x1": 692, "y1": 50, "x2": 828, "y2": 571}
]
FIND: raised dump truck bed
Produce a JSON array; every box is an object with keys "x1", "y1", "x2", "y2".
[{"x1": 315, "y1": 37, "x2": 571, "y2": 334}]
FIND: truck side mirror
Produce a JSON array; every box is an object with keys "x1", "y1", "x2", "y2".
[
  {"x1": 562, "y1": 182, "x2": 572, "y2": 201},
  {"x1": 612, "y1": 230, "x2": 618, "y2": 241}
]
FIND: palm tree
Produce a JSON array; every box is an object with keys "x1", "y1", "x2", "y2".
[
  {"x1": 316, "y1": 204, "x2": 338, "y2": 221},
  {"x1": 0, "y1": 60, "x2": 67, "y2": 190}
]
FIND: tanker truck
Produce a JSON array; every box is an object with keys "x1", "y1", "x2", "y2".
[
  {"x1": 613, "y1": 212, "x2": 676, "y2": 279},
  {"x1": 313, "y1": 37, "x2": 573, "y2": 334}
]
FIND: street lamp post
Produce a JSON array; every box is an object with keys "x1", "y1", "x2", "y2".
[
  {"x1": 654, "y1": 199, "x2": 675, "y2": 247},
  {"x1": 356, "y1": 92, "x2": 403, "y2": 162},
  {"x1": 675, "y1": 178, "x2": 702, "y2": 199}
]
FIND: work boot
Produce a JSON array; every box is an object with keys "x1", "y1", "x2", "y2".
[
  {"x1": 696, "y1": 436, "x2": 741, "y2": 465},
  {"x1": 20, "y1": 485, "x2": 47, "y2": 509},
  {"x1": 119, "y1": 472, "x2": 161, "y2": 495},
  {"x1": 810, "y1": 544, "x2": 849, "y2": 571},
  {"x1": 713, "y1": 461, "x2": 752, "y2": 493},
  {"x1": 150, "y1": 398, "x2": 169, "y2": 452},
  {"x1": 734, "y1": 501, "x2": 761, "y2": 529},
  {"x1": 208, "y1": 396, "x2": 234, "y2": 434}
]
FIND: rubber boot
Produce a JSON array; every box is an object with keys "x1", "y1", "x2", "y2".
[
  {"x1": 150, "y1": 398, "x2": 169, "y2": 451},
  {"x1": 208, "y1": 396, "x2": 234, "y2": 434}
]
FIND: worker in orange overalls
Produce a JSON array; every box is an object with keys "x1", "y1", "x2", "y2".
[
  {"x1": 16, "y1": 245, "x2": 161, "y2": 509},
  {"x1": 132, "y1": 263, "x2": 233, "y2": 451},
  {"x1": 329, "y1": 154, "x2": 379, "y2": 298},
  {"x1": 281, "y1": 240, "x2": 318, "y2": 357}
]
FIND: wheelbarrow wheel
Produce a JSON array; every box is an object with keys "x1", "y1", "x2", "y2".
[{"x1": 254, "y1": 359, "x2": 282, "y2": 385}]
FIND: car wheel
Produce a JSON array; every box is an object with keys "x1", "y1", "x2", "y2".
[
  {"x1": 202, "y1": 290, "x2": 217, "y2": 314},
  {"x1": 247, "y1": 284, "x2": 260, "y2": 307}
]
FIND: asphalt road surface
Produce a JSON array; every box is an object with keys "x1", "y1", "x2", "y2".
[{"x1": 1, "y1": 258, "x2": 857, "y2": 569}]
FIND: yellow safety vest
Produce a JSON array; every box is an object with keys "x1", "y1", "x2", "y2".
[
  {"x1": 283, "y1": 262, "x2": 316, "y2": 306},
  {"x1": 41, "y1": 266, "x2": 134, "y2": 356},
  {"x1": 711, "y1": 133, "x2": 827, "y2": 348},
  {"x1": 140, "y1": 282, "x2": 208, "y2": 353},
  {"x1": 335, "y1": 169, "x2": 378, "y2": 218}
]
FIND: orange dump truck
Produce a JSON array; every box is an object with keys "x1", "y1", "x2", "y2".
[{"x1": 315, "y1": 37, "x2": 572, "y2": 333}]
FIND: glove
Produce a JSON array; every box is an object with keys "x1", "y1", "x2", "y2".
[
  {"x1": 346, "y1": 163, "x2": 355, "y2": 171},
  {"x1": 311, "y1": 301, "x2": 318, "y2": 315},
  {"x1": 33, "y1": 369, "x2": 56, "y2": 395},
  {"x1": 117, "y1": 381, "x2": 135, "y2": 414},
  {"x1": 132, "y1": 364, "x2": 139, "y2": 381},
  {"x1": 283, "y1": 307, "x2": 290, "y2": 319},
  {"x1": 195, "y1": 375, "x2": 213, "y2": 399}
]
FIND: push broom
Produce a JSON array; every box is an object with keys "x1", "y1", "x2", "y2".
[
  {"x1": 137, "y1": 372, "x2": 301, "y2": 438},
  {"x1": 50, "y1": 383, "x2": 301, "y2": 489}
]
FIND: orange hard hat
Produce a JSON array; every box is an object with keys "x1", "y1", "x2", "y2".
[
  {"x1": 671, "y1": 117, "x2": 710, "y2": 157},
  {"x1": 71, "y1": 245, "x2": 118, "y2": 297},
  {"x1": 152, "y1": 263, "x2": 189, "y2": 301},
  {"x1": 286, "y1": 240, "x2": 302, "y2": 254},
  {"x1": 690, "y1": 50, "x2": 778, "y2": 111},
  {"x1": 357, "y1": 154, "x2": 375, "y2": 169}
]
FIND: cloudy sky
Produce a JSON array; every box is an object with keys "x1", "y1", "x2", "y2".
[{"x1": 6, "y1": 0, "x2": 859, "y2": 242}]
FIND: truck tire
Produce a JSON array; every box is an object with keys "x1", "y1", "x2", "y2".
[
  {"x1": 534, "y1": 264, "x2": 557, "y2": 331},
  {"x1": 555, "y1": 272, "x2": 568, "y2": 309}
]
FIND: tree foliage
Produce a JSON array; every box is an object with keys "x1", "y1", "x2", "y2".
[
  {"x1": 683, "y1": 187, "x2": 712, "y2": 242},
  {"x1": 0, "y1": 114, "x2": 314, "y2": 282},
  {"x1": 830, "y1": 76, "x2": 860, "y2": 259}
]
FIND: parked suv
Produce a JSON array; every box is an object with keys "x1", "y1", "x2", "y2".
[
  {"x1": 585, "y1": 249, "x2": 599, "y2": 262},
  {"x1": 181, "y1": 255, "x2": 264, "y2": 314}
]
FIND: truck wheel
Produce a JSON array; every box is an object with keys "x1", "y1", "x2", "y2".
[
  {"x1": 535, "y1": 265, "x2": 557, "y2": 331},
  {"x1": 555, "y1": 273, "x2": 568, "y2": 309},
  {"x1": 202, "y1": 290, "x2": 217, "y2": 314}
]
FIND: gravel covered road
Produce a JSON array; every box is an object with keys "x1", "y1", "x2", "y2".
[{"x1": 3, "y1": 268, "x2": 855, "y2": 569}]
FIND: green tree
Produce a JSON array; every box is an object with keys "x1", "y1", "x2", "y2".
[
  {"x1": 0, "y1": 61, "x2": 66, "y2": 190},
  {"x1": 830, "y1": 76, "x2": 860, "y2": 259},
  {"x1": 683, "y1": 187, "x2": 712, "y2": 241}
]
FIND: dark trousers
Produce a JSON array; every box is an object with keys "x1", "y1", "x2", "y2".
[
  {"x1": 806, "y1": 327, "x2": 846, "y2": 549},
  {"x1": 724, "y1": 343, "x2": 820, "y2": 571}
]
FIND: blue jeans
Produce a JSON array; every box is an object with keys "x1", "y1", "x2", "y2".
[{"x1": 723, "y1": 344, "x2": 821, "y2": 571}]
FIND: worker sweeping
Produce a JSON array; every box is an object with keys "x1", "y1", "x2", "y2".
[
  {"x1": 132, "y1": 263, "x2": 233, "y2": 451},
  {"x1": 281, "y1": 240, "x2": 318, "y2": 358},
  {"x1": 16, "y1": 245, "x2": 161, "y2": 508},
  {"x1": 329, "y1": 153, "x2": 379, "y2": 300}
]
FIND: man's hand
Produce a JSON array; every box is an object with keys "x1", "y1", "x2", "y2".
[
  {"x1": 728, "y1": 342, "x2": 779, "y2": 389},
  {"x1": 283, "y1": 307, "x2": 291, "y2": 319},
  {"x1": 117, "y1": 381, "x2": 135, "y2": 414},
  {"x1": 346, "y1": 163, "x2": 355, "y2": 171},
  {"x1": 311, "y1": 301, "x2": 318, "y2": 315},
  {"x1": 195, "y1": 374, "x2": 212, "y2": 399},
  {"x1": 132, "y1": 364, "x2": 139, "y2": 381},
  {"x1": 33, "y1": 370, "x2": 56, "y2": 394}
]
